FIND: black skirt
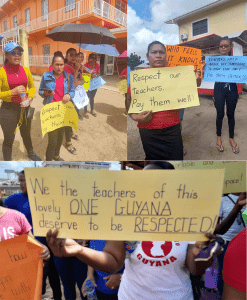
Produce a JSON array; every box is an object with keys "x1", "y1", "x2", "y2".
[{"x1": 139, "y1": 123, "x2": 183, "y2": 160}]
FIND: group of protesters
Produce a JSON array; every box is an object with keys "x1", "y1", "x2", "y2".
[
  {"x1": 0, "y1": 42, "x2": 102, "y2": 161},
  {"x1": 0, "y1": 164, "x2": 246, "y2": 300},
  {"x1": 127, "y1": 37, "x2": 241, "y2": 160}
]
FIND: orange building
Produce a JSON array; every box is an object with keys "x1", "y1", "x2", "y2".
[{"x1": 0, "y1": 0, "x2": 127, "y2": 74}]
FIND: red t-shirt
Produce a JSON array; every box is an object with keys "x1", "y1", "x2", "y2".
[
  {"x1": 223, "y1": 228, "x2": 246, "y2": 293},
  {"x1": 4, "y1": 63, "x2": 28, "y2": 103},
  {"x1": 120, "y1": 68, "x2": 127, "y2": 76},
  {"x1": 52, "y1": 74, "x2": 65, "y2": 102},
  {"x1": 127, "y1": 82, "x2": 180, "y2": 129},
  {"x1": 64, "y1": 63, "x2": 75, "y2": 75},
  {"x1": 84, "y1": 62, "x2": 100, "y2": 75}
]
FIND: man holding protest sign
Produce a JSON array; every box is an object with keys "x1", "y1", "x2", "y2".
[
  {"x1": 39, "y1": 52, "x2": 75, "y2": 161},
  {"x1": 127, "y1": 41, "x2": 202, "y2": 160}
]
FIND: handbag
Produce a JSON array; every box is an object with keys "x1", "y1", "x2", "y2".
[{"x1": 26, "y1": 106, "x2": 35, "y2": 119}]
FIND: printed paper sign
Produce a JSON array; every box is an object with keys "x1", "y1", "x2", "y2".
[
  {"x1": 168, "y1": 161, "x2": 246, "y2": 194},
  {"x1": 0, "y1": 235, "x2": 43, "y2": 300},
  {"x1": 117, "y1": 79, "x2": 127, "y2": 94},
  {"x1": 81, "y1": 73, "x2": 91, "y2": 91},
  {"x1": 166, "y1": 45, "x2": 202, "y2": 78},
  {"x1": 73, "y1": 85, "x2": 89, "y2": 109},
  {"x1": 25, "y1": 168, "x2": 225, "y2": 241},
  {"x1": 128, "y1": 66, "x2": 200, "y2": 113},
  {"x1": 40, "y1": 101, "x2": 78, "y2": 136},
  {"x1": 204, "y1": 56, "x2": 247, "y2": 83},
  {"x1": 88, "y1": 76, "x2": 106, "y2": 91}
]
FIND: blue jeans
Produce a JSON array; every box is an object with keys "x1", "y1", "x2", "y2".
[
  {"x1": 53, "y1": 256, "x2": 87, "y2": 300},
  {"x1": 217, "y1": 240, "x2": 230, "y2": 296}
]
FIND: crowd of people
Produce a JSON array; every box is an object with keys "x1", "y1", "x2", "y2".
[
  {"x1": 127, "y1": 37, "x2": 241, "y2": 160},
  {"x1": 0, "y1": 42, "x2": 120, "y2": 161},
  {"x1": 0, "y1": 164, "x2": 246, "y2": 300}
]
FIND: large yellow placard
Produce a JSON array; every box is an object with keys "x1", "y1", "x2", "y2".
[
  {"x1": 25, "y1": 168, "x2": 224, "y2": 241},
  {"x1": 169, "y1": 161, "x2": 246, "y2": 194},
  {"x1": 0, "y1": 235, "x2": 43, "y2": 300},
  {"x1": 116, "y1": 79, "x2": 127, "y2": 94},
  {"x1": 81, "y1": 73, "x2": 91, "y2": 91},
  {"x1": 40, "y1": 101, "x2": 79, "y2": 137},
  {"x1": 128, "y1": 66, "x2": 200, "y2": 113}
]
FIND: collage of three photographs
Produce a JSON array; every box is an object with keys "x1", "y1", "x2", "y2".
[{"x1": 0, "y1": 0, "x2": 246, "y2": 299}]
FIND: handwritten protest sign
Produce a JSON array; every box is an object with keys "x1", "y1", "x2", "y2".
[
  {"x1": 25, "y1": 168, "x2": 224, "y2": 241},
  {"x1": 128, "y1": 66, "x2": 200, "y2": 113},
  {"x1": 117, "y1": 79, "x2": 127, "y2": 94},
  {"x1": 168, "y1": 161, "x2": 246, "y2": 194},
  {"x1": 166, "y1": 45, "x2": 202, "y2": 78},
  {"x1": 204, "y1": 56, "x2": 247, "y2": 83},
  {"x1": 88, "y1": 76, "x2": 106, "y2": 91},
  {"x1": 0, "y1": 234, "x2": 43, "y2": 300},
  {"x1": 40, "y1": 101, "x2": 78, "y2": 137},
  {"x1": 73, "y1": 85, "x2": 89, "y2": 109},
  {"x1": 81, "y1": 73, "x2": 91, "y2": 91}
]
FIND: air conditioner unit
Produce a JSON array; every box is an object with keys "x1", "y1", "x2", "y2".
[{"x1": 181, "y1": 33, "x2": 188, "y2": 41}]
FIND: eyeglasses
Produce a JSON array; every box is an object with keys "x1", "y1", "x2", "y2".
[
  {"x1": 219, "y1": 45, "x2": 230, "y2": 48},
  {"x1": 9, "y1": 50, "x2": 23, "y2": 56}
]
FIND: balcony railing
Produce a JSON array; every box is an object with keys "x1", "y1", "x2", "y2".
[{"x1": 0, "y1": 0, "x2": 126, "y2": 39}]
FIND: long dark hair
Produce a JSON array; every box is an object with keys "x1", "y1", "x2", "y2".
[
  {"x1": 52, "y1": 51, "x2": 64, "y2": 64},
  {"x1": 4, "y1": 58, "x2": 8, "y2": 65},
  {"x1": 146, "y1": 41, "x2": 166, "y2": 58},
  {"x1": 64, "y1": 48, "x2": 77, "y2": 64}
]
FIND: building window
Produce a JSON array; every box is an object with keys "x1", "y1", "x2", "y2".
[
  {"x1": 25, "y1": 8, "x2": 31, "y2": 26},
  {"x1": 192, "y1": 18, "x2": 208, "y2": 37},
  {"x1": 43, "y1": 45, "x2": 50, "y2": 64},
  {"x1": 42, "y1": 0, "x2": 49, "y2": 21},
  {"x1": 65, "y1": 0, "x2": 76, "y2": 12},
  {"x1": 13, "y1": 15, "x2": 17, "y2": 28},
  {"x1": 116, "y1": 0, "x2": 126, "y2": 12},
  {"x1": 3, "y1": 21, "x2": 7, "y2": 32}
]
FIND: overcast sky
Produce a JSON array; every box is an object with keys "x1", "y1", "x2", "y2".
[
  {"x1": 128, "y1": 0, "x2": 218, "y2": 60},
  {"x1": 0, "y1": 161, "x2": 121, "y2": 179}
]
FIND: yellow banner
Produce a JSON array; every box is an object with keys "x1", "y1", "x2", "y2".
[
  {"x1": 25, "y1": 168, "x2": 225, "y2": 241},
  {"x1": 117, "y1": 79, "x2": 127, "y2": 94},
  {"x1": 128, "y1": 66, "x2": 200, "y2": 113},
  {"x1": 40, "y1": 101, "x2": 78, "y2": 137},
  {"x1": 81, "y1": 73, "x2": 91, "y2": 91},
  {"x1": 0, "y1": 235, "x2": 43, "y2": 300},
  {"x1": 168, "y1": 161, "x2": 246, "y2": 194}
]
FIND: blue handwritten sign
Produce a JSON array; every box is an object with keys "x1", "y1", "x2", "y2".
[
  {"x1": 127, "y1": 66, "x2": 131, "y2": 88},
  {"x1": 88, "y1": 76, "x2": 106, "y2": 91},
  {"x1": 204, "y1": 56, "x2": 247, "y2": 83}
]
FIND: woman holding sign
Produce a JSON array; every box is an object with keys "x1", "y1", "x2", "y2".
[
  {"x1": 47, "y1": 161, "x2": 222, "y2": 300},
  {"x1": 39, "y1": 53, "x2": 75, "y2": 161},
  {"x1": 127, "y1": 41, "x2": 202, "y2": 160},
  {"x1": 83, "y1": 53, "x2": 100, "y2": 118},
  {"x1": 214, "y1": 37, "x2": 239, "y2": 154},
  {"x1": 0, "y1": 42, "x2": 42, "y2": 161}
]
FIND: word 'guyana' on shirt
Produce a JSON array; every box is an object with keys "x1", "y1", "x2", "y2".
[{"x1": 137, "y1": 253, "x2": 178, "y2": 267}]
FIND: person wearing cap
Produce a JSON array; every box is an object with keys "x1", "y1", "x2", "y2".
[{"x1": 0, "y1": 42, "x2": 41, "y2": 161}]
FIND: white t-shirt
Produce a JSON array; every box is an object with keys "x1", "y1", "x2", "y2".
[
  {"x1": 218, "y1": 194, "x2": 245, "y2": 241},
  {"x1": 119, "y1": 241, "x2": 194, "y2": 300}
]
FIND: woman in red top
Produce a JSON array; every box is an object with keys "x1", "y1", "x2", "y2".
[
  {"x1": 63, "y1": 48, "x2": 83, "y2": 155},
  {"x1": 0, "y1": 42, "x2": 41, "y2": 161},
  {"x1": 84, "y1": 53, "x2": 100, "y2": 118},
  {"x1": 127, "y1": 41, "x2": 201, "y2": 160}
]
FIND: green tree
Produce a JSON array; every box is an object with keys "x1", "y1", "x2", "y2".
[{"x1": 127, "y1": 53, "x2": 144, "y2": 70}]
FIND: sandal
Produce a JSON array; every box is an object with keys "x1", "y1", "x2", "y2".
[
  {"x1": 216, "y1": 143, "x2": 224, "y2": 152},
  {"x1": 65, "y1": 142, "x2": 77, "y2": 155},
  {"x1": 183, "y1": 147, "x2": 187, "y2": 156},
  {"x1": 91, "y1": 110, "x2": 97, "y2": 117},
  {"x1": 230, "y1": 143, "x2": 239, "y2": 154},
  {"x1": 84, "y1": 112, "x2": 89, "y2": 119},
  {"x1": 71, "y1": 133, "x2": 79, "y2": 141}
]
